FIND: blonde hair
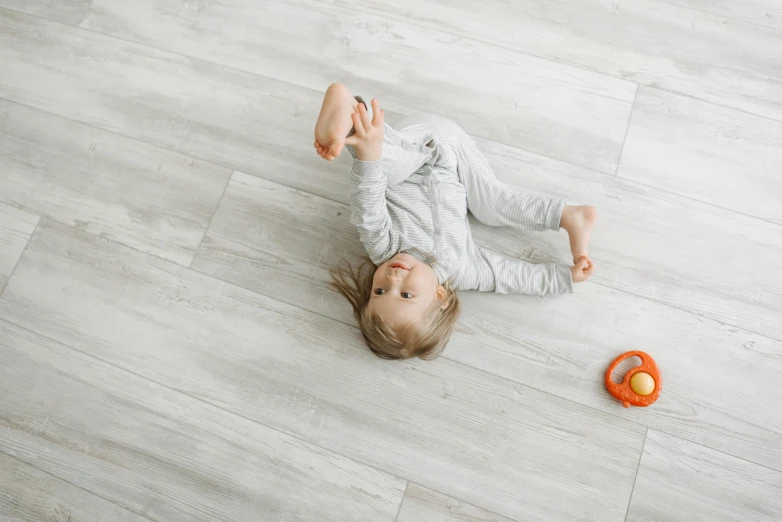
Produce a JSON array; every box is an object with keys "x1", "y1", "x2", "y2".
[{"x1": 329, "y1": 258, "x2": 460, "y2": 360}]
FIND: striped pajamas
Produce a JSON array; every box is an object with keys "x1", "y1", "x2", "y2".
[{"x1": 347, "y1": 110, "x2": 573, "y2": 296}]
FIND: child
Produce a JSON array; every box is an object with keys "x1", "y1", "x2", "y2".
[{"x1": 314, "y1": 83, "x2": 597, "y2": 361}]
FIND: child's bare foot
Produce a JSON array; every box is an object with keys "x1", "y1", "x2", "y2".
[
  {"x1": 560, "y1": 205, "x2": 598, "y2": 263},
  {"x1": 314, "y1": 82, "x2": 358, "y2": 161}
]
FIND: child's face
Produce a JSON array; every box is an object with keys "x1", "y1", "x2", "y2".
[{"x1": 367, "y1": 253, "x2": 445, "y2": 327}]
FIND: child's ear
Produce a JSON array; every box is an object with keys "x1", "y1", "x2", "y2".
[{"x1": 436, "y1": 285, "x2": 448, "y2": 309}]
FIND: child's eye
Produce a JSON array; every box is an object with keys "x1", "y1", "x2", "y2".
[
  {"x1": 401, "y1": 292, "x2": 413, "y2": 298},
  {"x1": 374, "y1": 289, "x2": 386, "y2": 295}
]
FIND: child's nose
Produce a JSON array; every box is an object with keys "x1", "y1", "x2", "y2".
[{"x1": 387, "y1": 270, "x2": 404, "y2": 281}]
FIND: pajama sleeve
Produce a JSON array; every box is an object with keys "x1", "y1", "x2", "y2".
[
  {"x1": 347, "y1": 123, "x2": 432, "y2": 187},
  {"x1": 347, "y1": 159, "x2": 400, "y2": 264},
  {"x1": 456, "y1": 246, "x2": 573, "y2": 295},
  {"x1": 347, "y1": 98, "x2": 433, "y2": 187}
]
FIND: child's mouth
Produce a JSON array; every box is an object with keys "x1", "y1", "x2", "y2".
[{"x1": 390, "y1": 262, "x2": 410, "y2": 271}]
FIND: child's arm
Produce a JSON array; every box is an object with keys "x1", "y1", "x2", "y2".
[
  {"x1": 346, "y1": 100, "x2": 400, "y2": 263},
  {"x1": 457, "y1": 247, "x2": 592, "y2": 295},
  {"x1": 348, "y1": 160, "x2": 399, "y2": 263}
]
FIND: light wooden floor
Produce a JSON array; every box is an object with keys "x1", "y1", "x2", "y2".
[{"x1": 1, "y1": 0, "x2": 781, "y2": 520}]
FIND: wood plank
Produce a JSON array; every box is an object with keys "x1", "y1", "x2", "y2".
[
  {"x1": 321, "y1": 0, "x2": 782, "y2": 122},
  {"x1": 0, "y1": 220, "x2": 647, "y2": 522},
  {"x1": 618, "y1": 87, "x2": 782, "y2": 223},
  {"x1": 664, "y1": 0, "x2": 782, "y2": 30},
  {"x1": 0, "y1": 202, "x2": 38, "y2": 295},
  {"x1": 626, "y1": 430, "x2": 782, "y2": 521},
  {"x1": 0, "y1": 100, "x2": 231, "y2": 266},
  {"x1": 191, "y1": 171, "x2": 782, "y2": 471},
  {"x1": 0, "y1": 319, "x2": 407, "y2": 522},
  {"x1": 0, "y1": 452, "x2": 150, "y2": 522},
  {"x1": 192, "y1": 171, "x2": 360, "y2": 320},
  {"x1": 76, "y1": 0, "x2": 635, "y2": 174},
  {"x1": 0, "y1": 7, "x2": 344, "y2": 199},
  {"x1": 0, "y1": 0, "x2": 89, "y2": 25},
  {"x1": 397, "y1": 484, "x2": 517, "y2": 522}
]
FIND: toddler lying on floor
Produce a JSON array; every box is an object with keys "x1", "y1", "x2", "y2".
[{"x1": 314, "y1": 83, "x2": 597, "y2": 360}]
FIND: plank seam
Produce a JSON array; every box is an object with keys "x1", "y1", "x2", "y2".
[{"x1": 623, "y1": 427, "x2": 648, "y2": 522}]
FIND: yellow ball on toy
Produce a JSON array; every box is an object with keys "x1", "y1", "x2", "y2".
[{"x1": 630, "y1": 372, "x2": 655, "y2": 396}]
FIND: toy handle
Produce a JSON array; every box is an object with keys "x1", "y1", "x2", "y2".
[{"x1": 605, "y1": 350, "x2": 650, "y2": 385}]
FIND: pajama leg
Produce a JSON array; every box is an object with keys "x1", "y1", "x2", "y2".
[{"x1": 440, "y1": 120, "x2": 565, "y2": 231}]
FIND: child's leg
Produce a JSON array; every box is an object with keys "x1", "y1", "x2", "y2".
[
  {"x1": 441, "y1": 119, "x2": 597, "y2": 262},
  {"x1": 313, "y1": 86, "x2": 423, "y2": 185},
  {"x1": 442, "y1": 120, "x2": 564, "y2": 231},
  {"x1": 314, "y1": 83, "x2": 359, "y2": 161}
]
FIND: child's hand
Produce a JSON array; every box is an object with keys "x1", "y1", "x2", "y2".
[
  {"x1": 571, "y1": 256, "x2": 596, "y2": 283},
  {"x1": 345, "y1": 99, "x2": 384, "y2": 161}
]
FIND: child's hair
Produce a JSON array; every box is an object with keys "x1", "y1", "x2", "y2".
[{"x1": 329, "y1": 258, "x2": 460, "y2": 360}]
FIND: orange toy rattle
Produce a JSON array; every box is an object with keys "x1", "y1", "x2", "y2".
[{"x1": 605, "y1": 351, "x2": 662, "y2": 408}]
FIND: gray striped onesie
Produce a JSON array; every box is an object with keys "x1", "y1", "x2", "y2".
[{"x1": 347, "y1": 111, "x2": 573, "y2": 295}]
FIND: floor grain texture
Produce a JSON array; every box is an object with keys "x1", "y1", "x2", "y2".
[
  {"x1": 80, "y1": 0, "x2": 636, "y2": 173},
  {"x1": 0, "y1": 202, "x2": 39, "y2": 295},
  {"x1": 0, "y1": 452, "x2": 151, "y2": 522},
  {"x1": 0, "y1": 0, "x2": 89, "y2": 25},
  {"x1": 326, "y1": 0, "x2": 782, "y2": 121},
  {"x1": 0, "y1": 100, "x2": 231, "y2": 266},
  {"x1": 396, "y1": 484, "x2": 518, "y2": 522},
  {"x1": 619, "y1": 87, "x2": 782, "y2": 224},
  {"x1": 626, "y1": 430, "x2": 782, "y2": 521},
  {"x1": 661, "y1": 0, "x2": 782, "y2": 29},
  {"x1": 0, "y1": 0, "x2": 780, "y2": 519},
  {"x1": 0, "y1": 319, "x2": 407, "y2": 522},
  {"x1": 1, "y1": 221, "x2": 646, "y2": 521}
]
